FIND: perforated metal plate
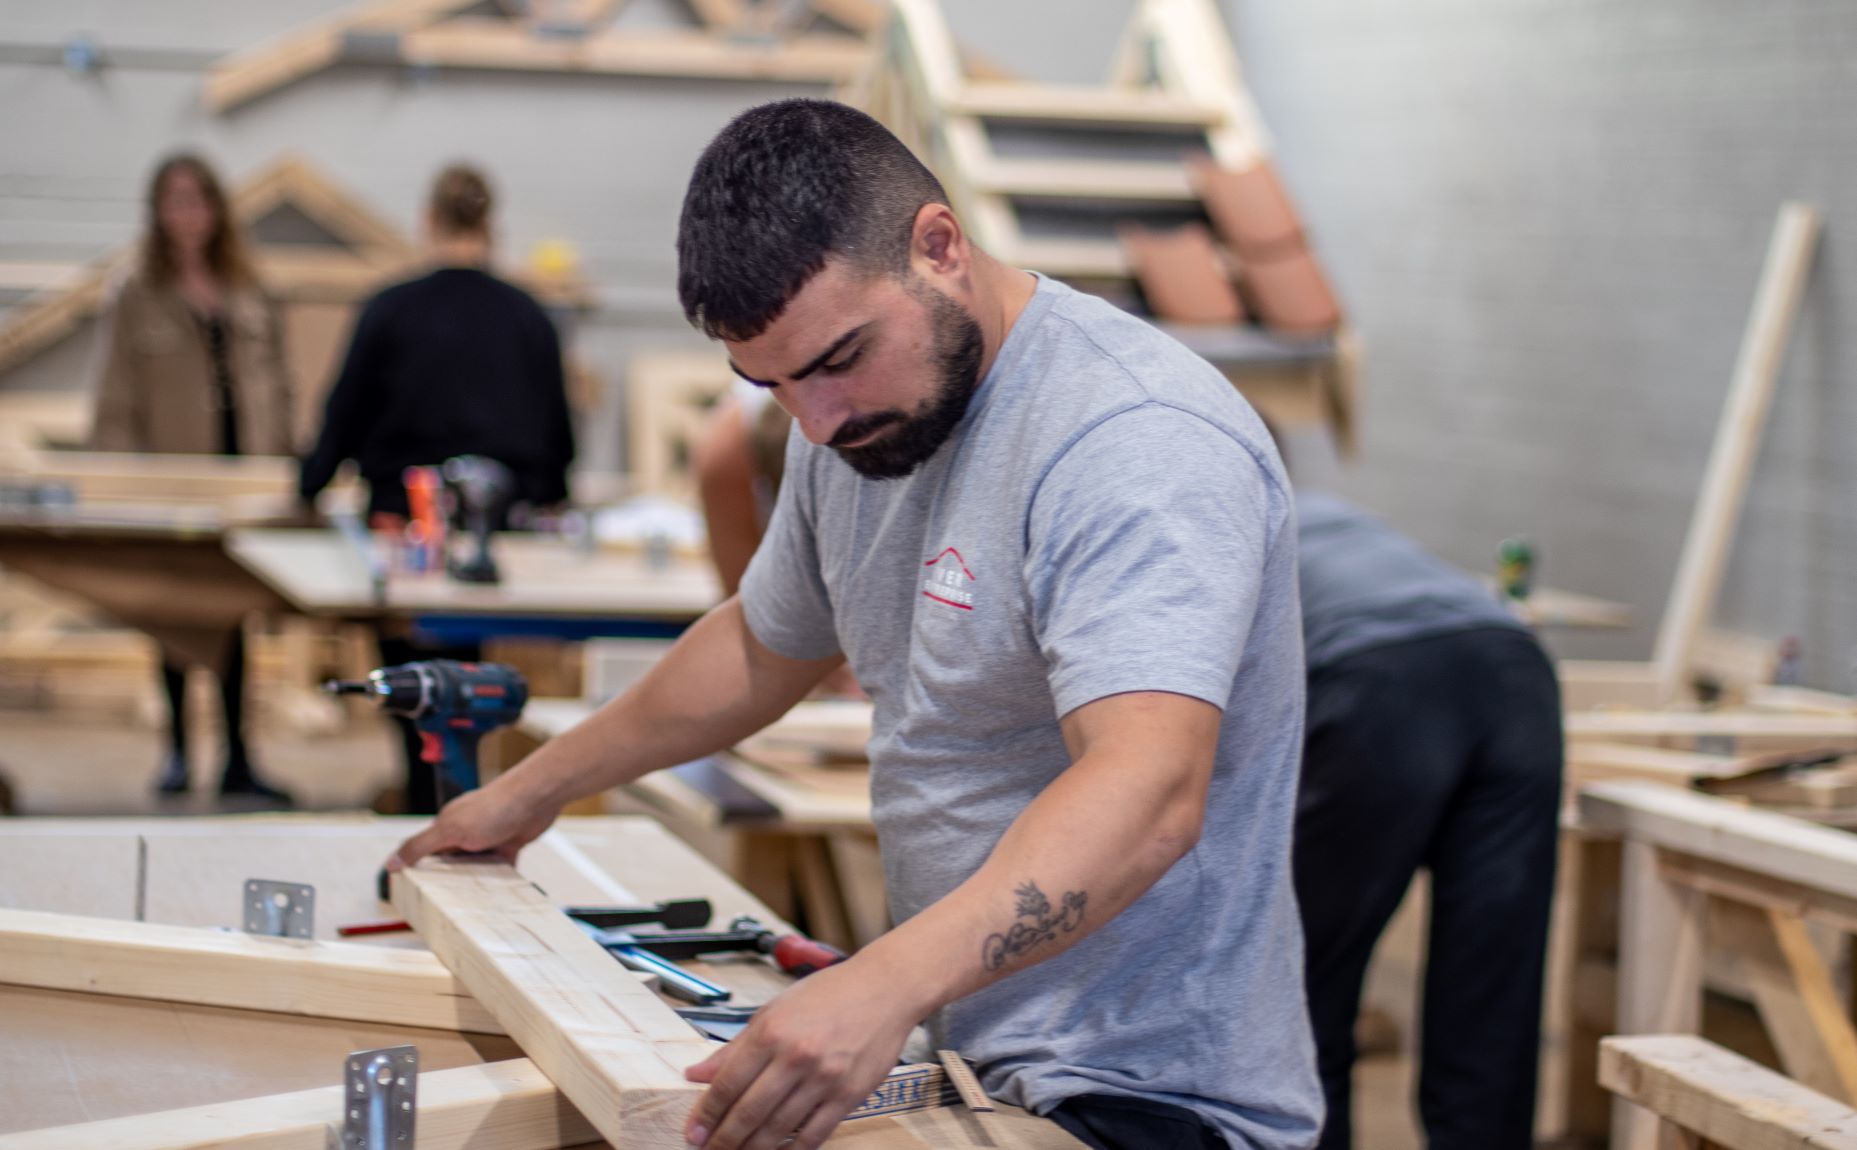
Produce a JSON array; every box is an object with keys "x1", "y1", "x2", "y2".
[
  {"x1": 242, "y1": 879, "x2": 315, "y2": 938},
  {"x1": 343, "y1": 1045, "x2": 418, "y2": 1149}
]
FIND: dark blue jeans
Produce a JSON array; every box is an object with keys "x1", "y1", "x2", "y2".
[
  {"x1": 1051, "y1": 1094, "x2": 1227, "y2": 1149},
  {"x1": 1295, "y1": 626, "x2": 1562, "y2": 1150}
]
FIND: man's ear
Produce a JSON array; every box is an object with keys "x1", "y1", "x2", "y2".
[{"x1": 910, "y1": 203, "x2": 968, "y2": 280}]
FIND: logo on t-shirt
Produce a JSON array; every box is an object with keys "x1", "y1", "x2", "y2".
[{"x1": 921, "y1": 546, "x2": 976, "y2": 612}]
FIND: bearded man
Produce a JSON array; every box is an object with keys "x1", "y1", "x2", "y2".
[{"x1": 392, "y1": 99, "x2": 1320, "y2": 1150}]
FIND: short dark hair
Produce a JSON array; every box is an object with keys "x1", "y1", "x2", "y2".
[
  {"x1": 430, "y1": 163, "x2": 493, "y2": 235},
  {"x1": 677, "y1": 99, "x2": 950, "y2": 341}
]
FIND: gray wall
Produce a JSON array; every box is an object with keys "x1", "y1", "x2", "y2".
[
  {"x1": 1218, "y1": 1, "x2": 1857, "y2": 683},
  {"x1": 3, "y1": 1, "x2": 1853, "y2": 682}
]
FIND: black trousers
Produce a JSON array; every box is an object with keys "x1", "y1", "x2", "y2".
[
  {"x1": 160, "y1": 628, "x2": 252, "y2": 773},
  {"x1": 1294, "y1": 627, "x2": 1562, "y2": 1150},
  {"x1": 1050, "y1": 1094, "x2": 1227, "y2": 1150}
]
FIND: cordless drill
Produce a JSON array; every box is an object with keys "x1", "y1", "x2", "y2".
[{"x1": 326, "y1": 660, "x2": 528, "y2": 801}]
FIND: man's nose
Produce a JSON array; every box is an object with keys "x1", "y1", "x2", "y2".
[{"x1": 781, "y1": 384, "x2": 850, "y2": 447}]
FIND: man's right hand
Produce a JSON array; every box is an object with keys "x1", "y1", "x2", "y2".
[{"x1": 386, "y1": 782, "x2": 559, "y2": 873}]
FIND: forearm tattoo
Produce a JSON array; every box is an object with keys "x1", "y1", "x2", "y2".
[{"x1": 981, "y1": 880, "x2": 1088, "y2": 972}]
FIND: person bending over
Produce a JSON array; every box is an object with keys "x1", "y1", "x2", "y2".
[{"x1": 1291, "y1": 486, "x2": 1562, "y2": 1149}]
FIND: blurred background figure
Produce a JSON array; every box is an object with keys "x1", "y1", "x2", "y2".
[
  {"x1": 298, "y1": 162, "x2": 574, "y2": 523},
  {"x1": 693, "y1": 382, "x2": 861, "y2": 699},
  {"x1": 1291, "y1": 485, "x2": 1563, "y2": 1150},
  {"x1": 299, "y1": 163, "x2": 575, "y2": 813},
  {"x1": 693, "y1": 378, "x2": 791, "y2": 598},
  {"x1": 89, "y1": 152, "x2": 296, "y2": 802}
]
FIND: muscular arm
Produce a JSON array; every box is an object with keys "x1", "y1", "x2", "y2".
[
  {"x1": 875, "y1": 689, "x2": 1214, "y2": 993},
  {"x1": 684, "y1": 689, "x2": 1219, "y2": 1150},
  {"x1": 391, "y1": 596, "x2": 844, "y2": 866}
]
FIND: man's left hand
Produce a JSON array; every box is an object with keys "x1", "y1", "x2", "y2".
[{"x1": 683, "y1": 958, "x2": 919, "y2": 1149}]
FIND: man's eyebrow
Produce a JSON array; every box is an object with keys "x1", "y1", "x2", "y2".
[{"x1": 727, "y1": 325, "x2": 866, "y2": 389}]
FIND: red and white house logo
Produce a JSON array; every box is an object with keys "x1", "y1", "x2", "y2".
[{"x1": 921, "y1": 546, "x2": 976, "y2": 611}]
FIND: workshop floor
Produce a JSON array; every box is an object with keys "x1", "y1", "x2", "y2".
[{"x1": 0, "y1": 702, "x2": 1428, "y2": 1148}]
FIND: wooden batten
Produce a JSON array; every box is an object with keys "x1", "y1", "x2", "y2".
[
  {"x1": 0, "y1": 906, "x2": 506, "y2": 1035},
  {"x1": 1601, "y1": 1035, "x2": 1857, "y2": 1150},
  {"x1": 392, "y1": 856, "x2": 712, "y2": 1148},
  {"x1": 1648, "y1": 204, "x2": 1821, "y2": 704},
  {"x1": 0, "y1": 1059, "x2": 597, "y2": 1150}
]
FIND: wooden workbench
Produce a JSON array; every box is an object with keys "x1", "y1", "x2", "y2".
[
  {"x1": 0, "y1": 814, "x2": 1079, "y2": 1148},
  {"x1": 227, "y1": 528, "x2": 720, "y2": 623},
  {"x1": 0, "y1": 504, "x2": 302, "y2": 668}
]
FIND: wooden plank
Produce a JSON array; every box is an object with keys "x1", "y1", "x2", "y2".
[
  {"x1": 0, "y1": 907, "x2": 505, "y2": 1035},
  {"x1": 1749, "y1": 685, "x2": 1857, "y2": 716},
  {"x1": 1600, "y1": 1034, "x2": 1857, "y2": 1150},
  {"x1": 1579, "y1": 782, "x2": 1857, "y2": 903},
  {"x1": 969, "y1": 157, "x2": 1197, "y2": 202},
  {"x1": 391, "y1": 856, "x2": 712, "y2": 1148},
  {"x1": 1712, "y1": 900, "x2": 1857, "y2": 1103},
  {"x1": 401, "y1": 21, "x2": 871, "y2": 84},
  {"x1": 951, "y1": 82, "x2": 1221, "y2": 128},
  {"x1": 1614, "y1": 838, "x2": 1705, "y2": 1150},
  {"x1": 1567, "y1": 710, "x2": 1857, "y2": 742},
  {"x1": 1651, "y1": 204, "x2": 1821, "y2": 704},
  {"x1": 1661, "y1": 851, "x2": 1857, "y2": 938},
  {"x1": 0, "y1": 1058, "x2": 598, "y2": 1150},
  {"x1": 1130, "y1": 0, "x2": 1270, "y2": 168},
  {"x1": 1558, "y1": 660, "x2": 1667, "y2": 710},
  {"x1": 1566, "y1": 742, "x2": 1738, "y2": 786},
  {"x1": 0, "y1": 1051, "x2": 1076, "y2": 1150},
  {"x1": 203, "y1": 0, "x2": 480, "y2": 112},
  {"x1": 809, "y1": 0, "x2": 885, "y2": 35},
  {"x1": 687, "y1": 0, "x2": 746, "y2": 31}
]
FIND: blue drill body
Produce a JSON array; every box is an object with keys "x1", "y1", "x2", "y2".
[{"x1": 329, "y1": 660, "x2": 527, "y2": 800}]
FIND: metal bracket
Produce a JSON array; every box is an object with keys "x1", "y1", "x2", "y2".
[
  {"x1": 342, "y1": 1045, "x2": 418, "y2": 1149},
  {"x1": 243, "y1": 879, "x2": 315, "y2": 938}
]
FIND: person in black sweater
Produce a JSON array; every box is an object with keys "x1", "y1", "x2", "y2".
[
  {"x1": 300, "y1": 164, "x2": 575, "y2": 812},
  {"x1": 299, "y1": 163, "x2": 574, "y2": 520}
]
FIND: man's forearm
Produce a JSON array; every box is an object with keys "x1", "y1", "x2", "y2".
[
  {"x1": 852, "y1": 737, "x2": 1208, "y2": 1020},
  {"x1": 503, "y1": 597, "x2": 842, "y2": 811}
]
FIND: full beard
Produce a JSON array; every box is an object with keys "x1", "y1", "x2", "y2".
[{"x1": 831, "y1": 286, "x2": 984, "y2": 481}]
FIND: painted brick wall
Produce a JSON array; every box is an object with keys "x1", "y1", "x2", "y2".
[{"x1": 1223, "y1": 0, "x2": 1857, "y2": 683}]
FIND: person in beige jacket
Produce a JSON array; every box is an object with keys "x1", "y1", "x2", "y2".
[{"x1": 89, "y1": 152, "x2": 294, "y2": 802}]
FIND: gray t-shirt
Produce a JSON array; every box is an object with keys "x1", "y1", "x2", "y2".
[
  {"x1": 1297, "y1": 490, "x2": 1526, "y2": 673},
  {"x1": 740, "y1": 275, "x2": 1320, "y2": 1149}
]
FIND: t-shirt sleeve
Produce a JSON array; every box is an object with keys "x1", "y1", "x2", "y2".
[
  {"x1": 738, "y1": 429, "x2": 842, "y2": 661},
  {"x1": 1026, "y1": 402, "x2": 1286, "y2": 719}
]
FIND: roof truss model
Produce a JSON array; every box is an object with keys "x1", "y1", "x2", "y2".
[{"x1": 204, "y1": 0, "x2": 884, "y2": 111}]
